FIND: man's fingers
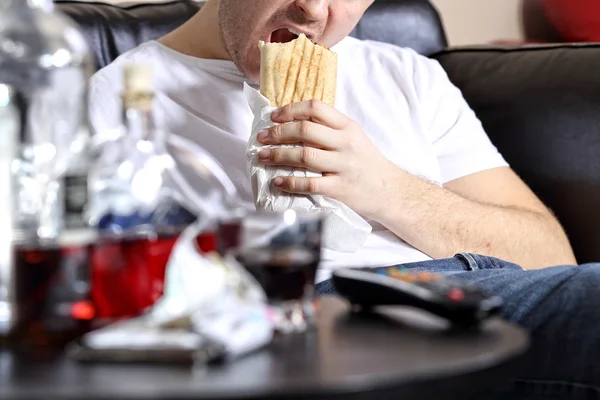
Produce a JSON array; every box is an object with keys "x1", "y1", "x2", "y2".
[
  {"x1": 273, "y1": 175, "x2": 339, "y2": 196},
  {"x1": 258, "y1": 146, "x2": 343, "y2": 173},
  {"x1": 270, "y1": 99, "x2": 348, "y2": 130},
  {"x1": 258, "y1": 121, "x2": 342, "y2": 150}
]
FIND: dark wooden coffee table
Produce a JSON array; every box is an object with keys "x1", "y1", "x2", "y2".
[{"x1": 0, "y1": 297, "x2": 528, "y2": 399}]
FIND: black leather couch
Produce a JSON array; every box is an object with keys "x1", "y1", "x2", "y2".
[{"x1": 56, "y1": 0, "x2": 600, "y2": 265}]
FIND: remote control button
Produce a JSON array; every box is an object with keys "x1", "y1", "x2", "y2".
[
  {"x1": 416, "y1": 272, "x2": 440, "y2": 282},
  {"x1": 398, "y1": 274, "x2": 416, "y2": 283},
  {"x1": 448, "y1": 288, "x2": 465, "y2": 302},
  {"x1": 389, "y1": 269, "x2": 415, "y2": 282},
  {"x1": 388, "y1": 268, "x2": 407, "y2": 276}
]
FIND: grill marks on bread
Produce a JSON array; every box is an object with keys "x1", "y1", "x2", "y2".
[{"x1": 259, "y1": 34, "x2": 337, "y2": 108}]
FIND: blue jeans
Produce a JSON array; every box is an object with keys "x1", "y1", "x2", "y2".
[{"x1": 316, "y1": 253, "x2": 600, "y2": 399}]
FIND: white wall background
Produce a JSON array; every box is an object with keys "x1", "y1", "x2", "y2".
[
  {"x1": 431, "y1": 0, "x2": 525, "y2": 45},
  {"x1": 74, "y1": 0, "x2": 527, "y2": 46}
]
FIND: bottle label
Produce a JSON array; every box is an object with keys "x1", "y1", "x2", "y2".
[{"x1": 64, "y1": 174, "x2": 88, "y2": 230}]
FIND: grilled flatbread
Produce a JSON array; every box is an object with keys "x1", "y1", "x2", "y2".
[{"x1": 259, "y1": 34, "x2": 337, "y2": 108}]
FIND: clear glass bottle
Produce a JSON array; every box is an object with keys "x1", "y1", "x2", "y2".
[
  {"x1": 0, "y1": 0, "x2": 96, "y2": 239},
  {"x1": 88, "y1": 63, "x2": 245, "y2": 321},
  {"x1": 0, "y1": 0, "x2": 97, "y2": 345},
  {"x1": 88, "y1": 64, "x2": 199, "y2": 321},
  {"x1": 0, "y1": 84, "x2": 19, "y2": 337},
  {"x1": 88, "y1": 64, "x2": 196, "y2": 235}
]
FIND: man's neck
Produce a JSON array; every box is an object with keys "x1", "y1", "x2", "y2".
[{"x1": 157, "y1": 0, "x2": 231, "y2": 62}]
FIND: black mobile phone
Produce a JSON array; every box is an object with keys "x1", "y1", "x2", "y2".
[{"x1": 66, "y1": 336, "x2": 226, "y2": 365}]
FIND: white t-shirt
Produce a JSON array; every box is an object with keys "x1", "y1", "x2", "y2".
[{"x1": 89, "y1": 37, "x2": 508, "y2": 283}]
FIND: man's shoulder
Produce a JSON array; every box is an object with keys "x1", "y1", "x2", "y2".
[
  {"x1": 336, "y1": 36, "x2": 444, "y2": 80},
  {"x1": 337, "y1": 36, "x2": 430, "y2": 64},
  {"x1": 335, "y1": 36, "x2": 447, "y2": 93}
]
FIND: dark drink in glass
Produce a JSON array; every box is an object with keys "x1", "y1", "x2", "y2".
[
  {"x1": 90, "y1": 228, "x2": 217, "y2": 322},
  {"x1": 90, "y1": 231, "x2": 179, "y2": 321},
  {"x1": 0, "y1": 227, "x2": 218, "y2": 348},
  {"x1": 235, "y1": 247, "x2": 318, "y2": 302},
  {"x1": 224, "y1": 210, "x2": 323, "y2": 334},
  {"x1": 2, "y1": 232, "x2": 95, "y2": 349}
]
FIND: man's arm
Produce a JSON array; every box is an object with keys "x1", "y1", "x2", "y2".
[
  {"x1": 376, "y1": 50, "x2": 577, "y2": 269},
  {"x1": 376, "y1": 165, "x2": 577, "y2": 270}
]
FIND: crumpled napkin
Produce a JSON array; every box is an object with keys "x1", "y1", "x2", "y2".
[
  {"x1": 78, "y1": 222, "x2": 274, "y2": 363},
  {"x1": 244, "y1": 83, "x2": 371, "y2": 253}
]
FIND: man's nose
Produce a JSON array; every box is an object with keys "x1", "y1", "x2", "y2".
[{"x1": 295, "y1": 0, "x2": 329, "y2": 21}]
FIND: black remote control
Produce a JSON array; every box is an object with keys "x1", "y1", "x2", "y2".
[{"x1": 331, "y1": 267, "x2": 503, "y2": 328}]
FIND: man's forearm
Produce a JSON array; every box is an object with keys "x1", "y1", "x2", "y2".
[{"x1": 376, "y1": 170, "x2": 576, "y2": 270}]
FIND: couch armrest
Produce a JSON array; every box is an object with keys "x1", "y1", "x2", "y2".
[{"x1": 433, "y1": 44, "x2": 600, "y2": 263}]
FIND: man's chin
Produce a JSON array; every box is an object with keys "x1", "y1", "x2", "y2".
[
  {"x1": 237, "y1": 67, "x2": 259, "y2": 84},
  {"x1": 239, "y1": 61, "x2": 261, "y2": 84},
  {"x1": 248, "y1": 72, "x2": 261, "y2": 85}
]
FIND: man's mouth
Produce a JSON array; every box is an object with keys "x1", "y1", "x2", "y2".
[{"x1": 269, "y1": 28, "x2": 304, "y2": 43}]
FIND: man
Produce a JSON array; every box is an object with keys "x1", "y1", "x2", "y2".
[{"x1": 89, "y1": 0, "x2": 599, "y2": 398}]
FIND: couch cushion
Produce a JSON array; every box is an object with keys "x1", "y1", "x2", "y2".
[
  {"x1": 56, "y1": 1, "x2": 201, "y2": 69},
  {"x1": 434, "y1": 44, "x2": 600, "y2": 264},
  {"x1": 55, "y1": 0, "x2": 447, "y2": 69}
]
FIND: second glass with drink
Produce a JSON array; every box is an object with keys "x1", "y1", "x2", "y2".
[{"x1": 218, "y1": 210, "x2": 323, "y2": 334}]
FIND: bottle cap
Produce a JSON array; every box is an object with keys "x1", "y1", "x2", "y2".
[{"x1": 123, "y1": 63, "x2": 153, "y2": 94}]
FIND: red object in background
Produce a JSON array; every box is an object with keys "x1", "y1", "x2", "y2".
[
  {"x1": 91, "y1": 234, "x2": 177, "y2": 320},
  {"x1": 196, "y1": 231, "x2": 218, "y2": 254},
  {"x1": 71, "y1": 301, "x2": 95, "y2": 320},
  {"x1": 542, "y1": 0, "x2": 600, "y2": 42},
  {"x1": 91, "y1": 231, "x2": 218, "y2": 321}
]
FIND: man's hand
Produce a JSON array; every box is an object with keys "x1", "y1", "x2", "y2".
[{"x1": 257, "y1": 99, "x2": 400, "y2": 220}]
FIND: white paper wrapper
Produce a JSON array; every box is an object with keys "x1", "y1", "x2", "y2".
[
  {"x1": 244, "y1": 83, "x2": 371, "y2": 253},
  {"x1": 81, "y1": 222, "x2": 274, "y2": 362}
]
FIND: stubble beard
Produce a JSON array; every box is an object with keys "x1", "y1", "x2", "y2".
[{"x1": 217, "y1": 0, "x2": 253, "y2": 80}]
